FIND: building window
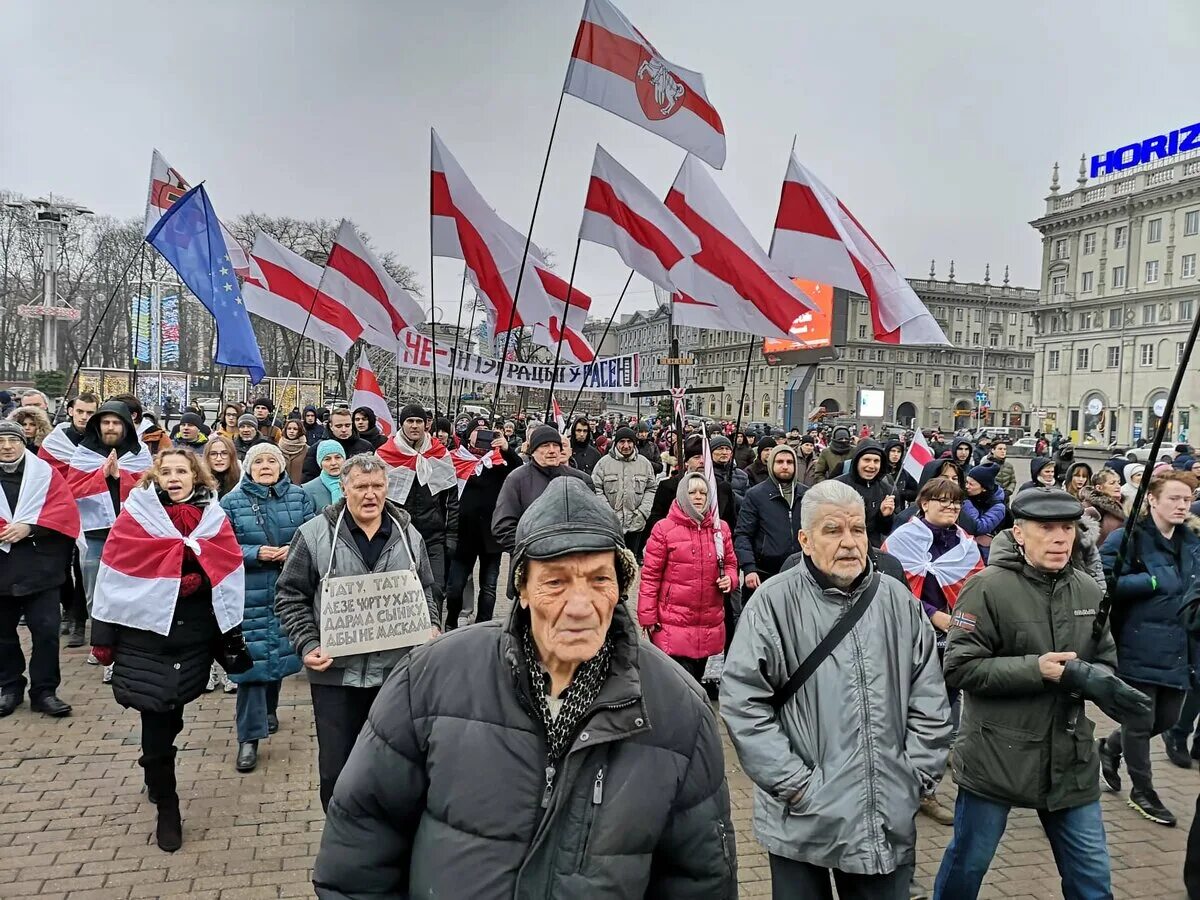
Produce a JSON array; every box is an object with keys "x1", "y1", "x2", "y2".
[
  {"x1": 895, "y1": 371, "x2": 903, "y2": 385},
  {"x1": 860, "y1": 301, "x2": 869, "y2": 316},
  {"x1": 1083, "y1": 233, "x2": 1097, "y2": 255},
  {"x1": 1181, "y1": 299, "x2": 1195, "y2": 320},
  {"x1": 1076, "y1": 348, "x2": 1089, "y2": 369},
  {"x1": 1111, "y1": 265, "x2": 1126, "y2": 288},
  {"x1": 1108, "y1": 307, "x2": 1122, "y2": 328},
  {"x1": 951, "y1": 374, "x2": 959, "y2": 388},
  {"x1": 933, "y1": 373, "x2": 942, "y2": 387},
  {"x1": 989, "y1": 334, "x2": 999, "y2": 347},
  {"x1": 1142, "y1": 304, "x2": 1157, "y2": 325},
  {"x1": 1114, "y1": 225, "x2": 1128, "y2": 249},
  {"x1": 1053, "y1": 238, "x2": 1069, "y2": 260},
  {"x1": 1107, "y1": 346, "x2": 1120, "y2": 368},
  {"x1": 1079, "y1": 311, "x2": 1092, "y2": 329},
  {"x1": 1005, "y1": 377, "x2": 1013, "y2": 390},
  {"x1": 914, "y1": 372, "x2": 923, "y2": 386},
  {"x1": 1051, "y1": 275, "x2": 1066, "y2": 296},
  {"x1": 954, "y1": 330, "x2": 962, "y2": 343},
  {"x1": 1179, "y1": 342, "x2": 1187, "y2": 364},
  {"x1": 855, "y1": 348, "x2": 865, "y2": 360},
  {"x1": 1140, "y1": 343, "x2": 1154, "y2": 366},
  {"x1": 1048, "y1": 350, "x2": 1060, "y2": 371},
  {"x1": 955, "y1": 308, "x2": 964, "y2": 322},
  {"x1": 1146, "y1": 260, "x2": 1160, "y2": 284},
  {"x1": 836, "y1": 368, "x2": 845, "y2": 384},
  {"x1": 972, "y1": 332, "x2": 981, "y2": 345},
  {"x1": 1148, "y1": 218, "x2": 1163, "y2": 243},
  {"x1": 817, "y1": 368, "x2": 825, "y2": 382},
  {"x1": 974, "y1": 309, "x2": 983, "y2": 323},
  {"x1": 1023, "y1": 378, "x2": 1031, "y2": 391},
  {"x1": 1187, "y1": 210, "x2": 1200, "y2": 236},
  {"x1": 1025, "y1": 336, "x2": 1033, "y2": 348},
  {"x1": 1183, "y1": 255, "x2": 1197, "y2": 279},
  {"x1": 1081, "y1": 271, "x2": 1094, "y2": 293},
  {"x1": 1007, "y1": 335, "x2": 1015, "y2": 347},
  {"x1": 857, "y1": 324, "x2": 868, "y2": 339}
]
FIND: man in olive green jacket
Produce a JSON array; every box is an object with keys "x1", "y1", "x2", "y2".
[{"x1": 933, "y1": 487, "x2": 1123, "y2": 899}]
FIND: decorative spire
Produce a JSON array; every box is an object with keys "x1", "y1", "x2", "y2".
[
  {"x1": 1003, "y1": 264, "x2": 1010, "y2": 286},
  {"x1": 948, "y1": 259, "x2": 956, "y2": 283},
  {"x1": 1050, "y1": 162, "x2": 1060, "y2": 194},
  {"x1": 984, "y1": 263, "x2": 991, "y2": 284},
  {"x1": 929, "y1": 259, "x2": 936, "y2": 279},
  {"x1": 1077, "y1": 154, "x2": 1088, "y2": 186}
]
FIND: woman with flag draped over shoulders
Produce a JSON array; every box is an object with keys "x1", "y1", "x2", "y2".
[{"x1": 89, "y1": 448, "x2": 252, "y2": 854}]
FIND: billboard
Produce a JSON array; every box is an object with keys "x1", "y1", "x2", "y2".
[
  {"x1": 762, "y1": 279, "x2": 834, "y2": 353},
  {"x1": 858, "y1": 389, "x2": 885, "y2": 418}
]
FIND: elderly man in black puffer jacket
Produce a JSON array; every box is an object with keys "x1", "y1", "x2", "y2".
[{"x1": 314, "y1": 478, "x2": 736, "y2": 899}]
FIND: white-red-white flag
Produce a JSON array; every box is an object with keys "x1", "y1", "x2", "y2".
[
  {"x1": 91, "y1": 486, "x2": 244, "y2": 637},
  {"x1": 579, "y1": 144, "x2": 700, "y2": 293},
  {"x1": 699, "y1": 428, "x2": 725, "y2": 564},
  {"x1": 552, "y1": 395, "x2": 566, "y2": 434},
  {"x1": 665, "y1": 156, "x2": 817, "y2": 340},
  {"x1": 243, "y1": 232, "x2": 362, "y2": 357},
  {"x1": 351, "y1": 355, "x2": 395, "y2": 438},
  {"x1": 430, "y1": 130, "x2": 556, "y2": 336},
  {"x1": 0, "y1": 451, "x2": 81, "y2": 550},
  {"x1": 771, "y1": 152, "x2": 949, "y2": 346},
  {"x1": 38, "y1": 424, "x2": 78, "y2": 479},
  {"x1": 449, "y1": 444, "x2": 506, "y2": 496},
  {"x1": 143, "y1": 149, "x2": 250, "y2": 277},
  {"x1": 902, "y1": 429, "x2": 935, "y2": 483},
  {"x1": 566, "y1": 0, "x2": 726, "y2": 169},
  {"x1": 323, "y1": 220, "x2": 425, "y2": 348},
  {"x1": 65, "y1": 442, "x2": 153, "y2": 533},
  {"x1": 533, "y1": 268, "x2": 596, "y2": 364}
]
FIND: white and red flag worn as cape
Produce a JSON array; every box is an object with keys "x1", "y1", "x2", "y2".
[
  {"x1": 243, "y1": 232, "x2": 363, "y2": 358},
  {"x1": 771, "y1": 152, "x2": 949, "y2": 346},
  {"x1": 143, "y1": 149, "x2": 249, "y2": 278},
  {"x1": 323, "y1": 220, "x2": 426, "y2": 349},
  {"x1": 882, "y1": 520, "x2": 984, "y2": 610},
  {"x1": 0, "y1": 451, "x2": 81, "y2": 551},
  {"x1": 350, "y1": 355, "x2": 395, "y2": 438},
  {"x1": 449, "y1": 444, "x2": 506, "y2": 497},
  {"x1": 90, "y1": 487, "x2": 244, "y2": 638},
  {"x1": 377, "y1": 433, "x2": 457, "y2": 504},
  {"x1": 566, "y1": 0, "x2": 726, "y2": 169},
  {"x1": 579, "y1": 144, "x2": 700, "y2": 293},
  {"x1": 665, "y1": 155, "x2": 817, "y2": 340},
  {"x1": 38, "y1": 424, "x2": 80, "y2": 479},
  {"x1": 901, "y1": 429, "x2": 935, "y2": 483},
  {"x1": 65, "y1": 442, "x2": 153, "y2": 533}
]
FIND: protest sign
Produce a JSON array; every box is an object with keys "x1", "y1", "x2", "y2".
[{"x1": 319, "y1": 568, "x2": 432, "y2": 657}]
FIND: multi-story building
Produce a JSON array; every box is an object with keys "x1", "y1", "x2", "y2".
[
  {"x1": 1030, "y1": 151, "x2": 1200, "y2": 445},
  {"x1": 600, "y1": 273, "x2": 1037, "y2": 431}
]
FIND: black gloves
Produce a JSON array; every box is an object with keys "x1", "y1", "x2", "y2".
[
  {"x1": 219, "y1": 627, "x2": 254, "y2": 676},
  {"x1": 1060, "y1": 660, "x2": 1152, "y2": 730}
]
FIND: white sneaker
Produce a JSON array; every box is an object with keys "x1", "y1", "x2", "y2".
[
  {"x1": 86, "y1": 651, "x2": 101, "y2": 666},
  {"x1": 204, "y1": 663, "x2": 219, "y2": 693},
  {"x1": 102, "y1": 664, "x2": 113, "y2": 684},
  {"x1": 223, "y1": 677, "x2": 237, "y2": 694}
]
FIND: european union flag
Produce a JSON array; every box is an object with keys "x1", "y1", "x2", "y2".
[{"x1": 146, "y1": 184, "x2": 265, "y2": 382}]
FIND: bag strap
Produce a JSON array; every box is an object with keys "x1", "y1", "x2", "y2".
[{"x1": 770, "y1": 573, "x2": 880, "y2": 711}]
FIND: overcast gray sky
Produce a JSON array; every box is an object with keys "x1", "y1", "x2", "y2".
[{"x1": 3, "y1": 0, "x2": 1198, "y2": 326}]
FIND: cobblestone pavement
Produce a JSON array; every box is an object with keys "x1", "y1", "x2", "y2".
[{"x1": 2, "y1": 618, "x2": 1192, "y2": 899}]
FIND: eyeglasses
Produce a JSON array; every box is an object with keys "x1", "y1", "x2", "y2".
[
  {"x1": 931, "y1": 498, "x2": 963, "y2": 509},
  {"x1": 208, "y1": 450, "x2": 230, "y2": 458}
]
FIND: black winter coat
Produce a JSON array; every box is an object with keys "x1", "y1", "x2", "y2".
[
  {"x1": 0, "y1": 458, "x2": 74, "y2": 597},
  {"x1": 313, "y1": 603, "x2": 736, "y2": 899},
  {"x1": 733, "y1": 478, "x2": 805, "y2": 577},
  {"x1": 491, "y1": 461, "x2": 591, "y2": 552},
  {"x1": 400, "y1": 479, "x2": 459, "y2": 552},
  {"x1": 835, "y1": 442, "x2": 896, "y2": 548},
  {"x1": 456, "y1": 447, "x2": 523, "y2": 556}
]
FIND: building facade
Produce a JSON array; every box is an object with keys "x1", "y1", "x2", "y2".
[{"x1": 1030, "y1": 153, "x2": 1200, "y2": 446}]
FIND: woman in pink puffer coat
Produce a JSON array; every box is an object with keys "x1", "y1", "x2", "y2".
[{"x1": 637, "y1": 472, "x2": 738, "y2": 683}]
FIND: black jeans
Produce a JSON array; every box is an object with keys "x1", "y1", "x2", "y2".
[
  {"x1": 669, "y1": 655, "x2": 707, "y2": 684},
  {"x1": 0, "y1": 588, "x2": 62, "y2": 700},
  {"x1": 768, "y1": 855, "x2": 913, "y2": 900},
  {"x1": 59, "y1": 547, "x2": 87, "y2": 627},
  {"x1": 1169, "y1": 689, "x2": 1200, "y2": 746},
  {"x1": 1104, "y1": 677, "x2": 1186, "y2": 793},
  {"x1": 445, "y1": 550, "x2": 502, "y2": 630},
  {"x1": 425, "y1": 540, "x2": 447, "y2": 629},
  {"x1": 310, "y1": 682, "x2": 381, "y2": 811},
  {"x1": 140, "y1": 706, "x2": 185, "y2": 801},
  {"x1": 624, "y1": 530, "x2": 646, "y2": 562}
]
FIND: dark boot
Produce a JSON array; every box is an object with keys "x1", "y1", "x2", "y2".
[
  {"x1": 1098, "y1": 738, "x2": 1122, "y2": 792},
  {"x1": 142, "y1": 757, "x2": 182, "y2": 851},
  {"x1": 66, "y1": 621, "x2": 86, "y2": 649},
  {"x1": 1165, "y1": 732, "x2": 1193, "y2": 769}
]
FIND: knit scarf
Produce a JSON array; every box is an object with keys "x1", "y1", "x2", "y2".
[
  {"x1": 520, "y1": 625, "x2": 612, "y2": 762},
  {"x1": 319, "y1": 470, "x2": 344, "y2": 504}
]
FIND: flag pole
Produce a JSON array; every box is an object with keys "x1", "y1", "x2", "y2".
[
  {"x1": 565, "y1": 268, "x2": 633, "y2": 422},
  {"x1": 445, "y1": 265, "x2": 469, "y2": 415},
  {"x1": 543, "y1": 235, "x2": 583, "y2": 421},
  {"x1": 491, "y1": 73, "x2": 570, "y2": 412},
  {"x1": 130, "y1": 243, "x2": 148, "y2": 391}
]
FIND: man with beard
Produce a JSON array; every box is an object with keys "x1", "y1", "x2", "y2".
[
  {"x1": 835, "y1": 441, "x2": 896, "y2": 548},
  {"x1": 378, "y1": 405, "x2": 459, "y2": 624},
  {"x1": 812, "y1": 426, "x2": 854, "y2": 482},
  {"x1": 251, "y1": 397, "x2": 283, "y2": 444},
  {"x1": 302, "y1": 406, "x2": 326, "y2": 445},
  {"x1": 493, "y1": 425, "x2": 591, "y2": 552},
  {"x1": 352, "y1": 407, "x2": 388, "y2": 449},
  {"x1": 301, "y1": 408, "x2": 374, "y2": 482},
  {"x1": 634, "y1": 421, "x2": 663, "y2": 475},
  {"x1": 735, "y1": 445, "x2": 806, "y2": 600},
  {"x1": 567, "y1": 417, "x2": 603, "y2": 478},
  {"x1": 591, "y1": 426, "x2": 656, "y2": 559},
  {"x1": 108, "y1": 393, "x2": 168, "y2": 456}
]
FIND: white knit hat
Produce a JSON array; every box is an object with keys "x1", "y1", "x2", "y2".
[{"x1": 242, "y1": 442, "x2": 286, "y2": 473}]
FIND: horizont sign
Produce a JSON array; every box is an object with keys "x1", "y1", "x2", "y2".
[{"x1": 1090, "y1": 121, "x2": 1200, "y2": 179}]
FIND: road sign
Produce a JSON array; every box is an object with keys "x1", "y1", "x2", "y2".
[
  {"x1": 17, "y1": 304, "x2": 80, "y2": 320},
  {"x1": 975, "y1": 390, "x2": 987, "y2": 403},
  {"x1": 658, "y1": 357, "x2": 694, "y2": 365}
]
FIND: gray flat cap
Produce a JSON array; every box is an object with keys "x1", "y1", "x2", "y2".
[
  {"x1": 513, "y1": 477, "x2": 625, "y2": 565},
  {"x1": 1011, "y1": 486, "x2": 1083, "y2": 522}
]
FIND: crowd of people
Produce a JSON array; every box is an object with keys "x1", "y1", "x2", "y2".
[{"x1": 3, "y1": 387, "x2": 1200, "y2": 897}]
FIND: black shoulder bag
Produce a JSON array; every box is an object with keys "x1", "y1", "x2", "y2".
[{"x1": 770, "y1": 573, "x2": 880, "y2": 711}]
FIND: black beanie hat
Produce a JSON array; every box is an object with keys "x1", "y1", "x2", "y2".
[
  {"x1": 399, "y1": 404, "x2": 426, "y2": 424},
  {"x1": 528, "y1": 425, "x2": 564, "y2": 454},
  {"x1": 252, "y1": 397, "x2": 274, "y2": 413}
]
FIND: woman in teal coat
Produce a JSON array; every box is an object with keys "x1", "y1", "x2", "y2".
[{"x1": 220, "y1": 443, "x2": 315, "y2": 773}]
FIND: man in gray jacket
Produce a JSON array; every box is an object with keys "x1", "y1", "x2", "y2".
[
  {"x1": 591, "y1": 426, "x2": 656, "y2": 559},
  {"x1": 275, "y1": 453, "x2": 436, "y2": 810},
  {"x1": 721, "y1": 479, "x2": 952, "y2": 899}
]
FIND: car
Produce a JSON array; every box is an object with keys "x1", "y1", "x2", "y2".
[
  {"x1": 1009, "y1": 437, "x2": 1038, "y2": 458},
  {"x1": 1126, "y1": 446, "x2": 1176, "y2": 463}
]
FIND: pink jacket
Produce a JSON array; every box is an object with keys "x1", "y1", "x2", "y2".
[{"x1": 637, "y1": 502, "x2": 738, "y2": 660}]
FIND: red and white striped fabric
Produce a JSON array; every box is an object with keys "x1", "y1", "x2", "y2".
[
  {"x1": 377, "y1": 433, "x2": 457, "y2": 503},
  {"x1": 0, "y1": 451, "x2": 81, "y2": 551},
  {"x1": 143, "y1": 149, "x2": 250, "y2": 277},
  {"x1": 91, "y1": 487, "x2": 244, "y2": 637},
  {"x1": 38, "y1": 424, "x2": 79, "y2": 479},
  {"x1": 243, "y1": 232, "x2": 363, "y2": 357},
  {"x1": 580, "y1": 144, "x2": 700, "y2": 293},
  {"x1": 351, "y1": 355, "x2": 395, "y2": 438},
  {"x1": 771, "y1": 152, "x2": 949, "y2": 346},
  {"x1": 882, "y1": 520, "x2": 984, "y2": 610},
  {"x1": 430, "y1": 129, "x2": 555, "y2": 336},
  {"x1": 902, "y1": 429, "x2": 935, "y2": 483},
  {"x1": 65, "y1": 443, "x2": 153, "y2": 533},
  {"x1": 665, "y1": 155, "x2": 817, "y2": 340},
  {"x1": 533, "y1": 267, "x2": 596, "y2": 364},
  {"x1": 323, "y1": 220, "x2": 425, "y2": 348},
  {"x1": 552, "y1": 395, "x2": 566, "y2": 433},
  {"x1": 566, "y1": 0, "x2": 726, "y2": 169},
  {"x1": 449, "y1": 444, "x2": 506, "y2": 497}
]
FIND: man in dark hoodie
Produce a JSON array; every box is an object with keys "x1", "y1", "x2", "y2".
[
  {"x1": 883, "y1": 439, "x2": 918, "y2": 507},
  {"x1": 300, "y1": 408, "x2": 374, "y2": 482},
  {"x1": 352, "y1": 407, "x2": 388, "y2": 449},
  {"x1": 1053, "y1": 440, "x2": 1076, "y2": 484},
  {"x1": 835, "y1": 441, "x2": 896, "y2": 548},
  {"x1": 950, "y1": 438, "x2": 974, "y2": 472},
  {"x1": 303, "y1": 406, "x2": 326, "y2": 446},
  {"x1": 734, "y1": 445, "x2": 806, "y2": 595},
  {"x1": 634, "y1": 422, "x2": 663, "y2": 475},
  {"x1": 567, "y1": 417, "x2": 602, "y2": 477},
  {"x1": 1019, "y1": 456, "x2": 1060, "y2": 494},
  {"x1": 794, "y1": 432, "x2": 820, "y2": 487},
  {"x1": 745, "y1": 436, "x2": 776, "y2": 487},
  {"x1": 812, "y1": 425, "x2": 853, "y2": 482}
]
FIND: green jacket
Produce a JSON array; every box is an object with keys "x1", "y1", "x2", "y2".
[
  {"x1": 943, "y1": 531, "x2": 1116, "y2": 811},
  {"x1": 993, "y1": 459, "x2": 1017, "y2": 498},
  {"x1": 812, "y1": 446, "x2": 852, "y2": 483}
]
